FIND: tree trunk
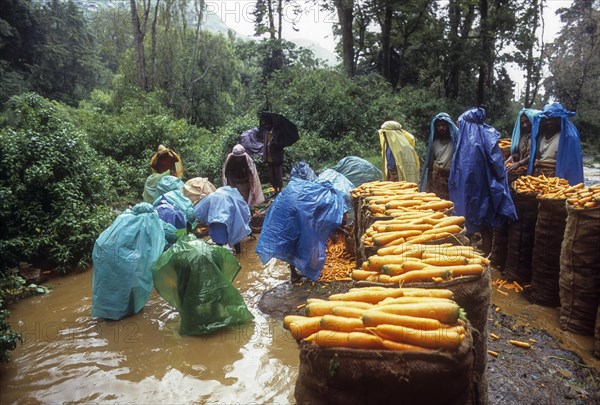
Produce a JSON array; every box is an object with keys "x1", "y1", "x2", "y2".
[
  {"x1": 130, "y1": 0, "x2": 148, "y2": 91},
  {"x1": 335, "y1": 0, "x2": 355, "y2": 76},
  {"x1": 477, "y1": 0, "x2": 489, "y2": 106},
  {"x1": 381, "y1": 5, "x2": 393, "y2": 82},
  {"x1": 149, "y1": 0, "x2": 160, "y2": 91}
]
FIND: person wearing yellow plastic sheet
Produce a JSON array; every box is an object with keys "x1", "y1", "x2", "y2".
[
  {"x1": 152, "y1": 235, "x2": 254, "y2": 335},
  {"x1": 150, "y1": 144, "x2": 184, "y2": 178},
  {"x1": 420, "y1": 113, "x2": 459, "y2": 200},
  {"x1": 378, "y1": 121, "x2": 420, "y2": 183}
]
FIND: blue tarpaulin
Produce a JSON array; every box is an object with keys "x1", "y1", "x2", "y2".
[
  {"x1": 528, "y1": 102, "x2": 584, "y2": 185},
  {"x1": 92, "y1": 203, "x2": 165, "y2": 320},
  {"x1": 449, "y1": 107, "x2": 517, "y2": 234},
  {"x1": 256, "y1": 178, "x2": 345, "y2": 281},
  {"x1": 316, "y1": 169, "x2": 355, "y2": 221},
  {"x1": 156, "y1": 175, "x2": 184, "y2": 198},
  {"x1": 420, "y1": 112, "x2": 459, "y2": 192},
  {"x1": 194, "y1": 186, "x2": 251, "y2": 247},
  {"x1": 291, "y1": 161, "x2": 317, "y2": 181},
  {"x1": 332, "y1": 156, "x2": 382, "y2": 187}
]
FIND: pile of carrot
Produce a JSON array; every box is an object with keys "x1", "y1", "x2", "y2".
[
  {"x1": 361, "y1": 213, "x2": 465, "y2": 248},
  {"x1": 317, "y1": 238, "x2": 355, "y2": 283},
  {"x1": 365, "y1": 191, "x2": 454, "y2": 217},
  {"x1": 498, "y1": 138, "x2": 511, "y2": 150},
  {"x1": 283, "y1": 287, "x2": 467, "y2": 351},
  {"x1": 350, "y1": 180, "x2": 419, "y2": 199},
  {"x1": 493, "y1": 278, "x2": 526, "y2": 296},
  {"x1": 513, "y1": 175, "x2": 600, "y2": 209},
  {"x1": 352, "y1": 243, "x2": 488, "y2": 284}
]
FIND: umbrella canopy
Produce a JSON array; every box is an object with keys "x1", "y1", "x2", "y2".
[{"x1": 258, "y1": 112, "x2": 299, "y2": 148}]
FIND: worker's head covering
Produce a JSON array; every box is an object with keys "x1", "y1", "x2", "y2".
[
  {"x1": 232, "y1": 144, "x2": 246, "y2": 157},
  {"x1": 157, "y1": 144, "x2": 169, "y2": 155},
  {"x1": 380, "y1": 121, "x2": 403, "y2": 130}
]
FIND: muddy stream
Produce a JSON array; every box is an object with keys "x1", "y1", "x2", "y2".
[{"x1": 1, "y1": 238, "x2": 599, "y2": 403}]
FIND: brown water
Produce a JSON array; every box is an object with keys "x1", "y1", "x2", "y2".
[
  {"x1": 0, "y1": 238, "x2": 299, "y2": 404},
  {"x1": 2, "y1": 241, "x2": 599, "y2": 403}
]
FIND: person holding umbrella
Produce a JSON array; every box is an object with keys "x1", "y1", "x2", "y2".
[{"x1": 259, "y1": 112, "x2": 299, "y2": 194}]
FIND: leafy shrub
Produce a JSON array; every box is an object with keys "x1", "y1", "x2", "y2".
[{"x1": 0, "y1": 93, "x2": 114, "y2": 273}]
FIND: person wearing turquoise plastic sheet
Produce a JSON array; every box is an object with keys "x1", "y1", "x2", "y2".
[
  {"x1": 505, "y1": 108, "x2": 542, "y2": 178},
  {"x1": 449, "y1": 107, "x2": 517, "y2": 255},
  {"x1": 256, "y1": 177, "x2": 345, "y2": 282},
  {"x1": 420, "y1": 113, "x2": 459, "y2": 200},
  {"x1": 92, "y1": 203, "x2": 165, "y2": 320},
  {"x1": 194, "y1": 186, "x2": 252, "y2": 254},
  {"x1": 378, "y1": 121, "x2": 420, "y2": 183},
  {"x1": 152, "y1": 234, "x2": 254, "y2": 335},
  {"x1": 528, "y1": 103, "x2": 584, "y2": 185}
]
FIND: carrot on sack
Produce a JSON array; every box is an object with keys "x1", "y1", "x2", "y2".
[
  {"x1": 380, "y1": 223, "x2": 434, "y2": 232},
  {"x1": 433, "y1": 216, "x2": 466, "y2": 229},
  {"x1": 371, "y1": 324, "x2": 464, "y2": 350},
  {"x1": 362, "y1": 310, "x2": 451, "y2": 330},
  {"x1": 352, "y1": 269, "x2": 379, "y2": 281},
  {"x1": 305, "y1": 300, "x2": 373, "y2": 317},
  {"x1": 368, "y1": 254, "x2": 422, "y2": 271},
  {"x1": 405, "y1": 233, "x2": 451, "y2": 245},
  {"x1": 417, "y1": 200, "x2": 454, "y2": 211},
  {"x1": 382, "y1": 261, "x2": 429, "y2": 276},
  {"x1": 381, "y1": 339, "x2": 432, "y2": 352},
  {"x1": 374, "y1": 231, "x2": 422, "y2": 246},
  {"x1": 329, "y1": 288, "x2": 406, "y2": 304},
  {"x1": 390, "y1": 264, "x2": 484, "y2": 283},
  {"x1": 304, "y1": 330, "x2": 384, "y2": 349},
  {"x1": 376, "y1": 296, "x2": 455, "y2": 306},
  {"x1": 331, "y1": 306, "x2": 367, "y2": 319},
  {"x1": 401, "y1": 288, "x2": 455, "y2": 299},
  {"x1": 283, "y1": 315, "x2": 322, "y2": 340},
  {"x1": 422, "y1": 256, "x2": 469, "y2": 266},
  {"x1": 320, "y1": 315, "x2": 365, "y2": 333},
  {"x1": 370, "y1": 301, "x2": 461, "y2": 324},
  {"x1": 423, "y1": 225, "x2": 462, "y2": 235}
]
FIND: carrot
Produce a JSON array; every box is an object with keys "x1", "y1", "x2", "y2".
[
  {"x1": 329, "y1": 289, "x2": 405, "y2": 304},
  {"x1": 417, "y1": 200, "x2": 454, "y2": 212},
  {"x1": 405, "y1": 233, "x2": 451, "y2": 245},
  {"x1": 422, "y1": 256, "x2": 469, "y2": 266},
  {"x1": 508, "y1": 339, "x2": 532, "y2": 349},
  {"x1": 305, "y1": 301, "x2": 373, "y2": 317},
  {"x1": 370, "y1": 301, "x2": 461, "y2": 324},
  {"x1": 386, "y1": 200, "x2": 422, "y2": 209},
  {"x1": 401, "y1": 288, "x2": 455, "y2": 299},
  {"x1": 320, "y1": 315, "x2": 365, "y2": 333},
  {"x1": 433, "y1": 216, "x2": 465, "y2": 229},
  {"x1": 351, "y1": 269, "x2": 379, "y2": 281},
  {"x1": 371, "y1": 324, "x2": 464, "y2": 350},
  {"x1": 381, "y1": 261, "x2": 429, "y2": 276},
  {"x1": 368, "y1": 254, "x2": 422, "y2": 271},
  {"x1": 390, "y1": 264, "x2": 483, "y2": 283},
  {"x1": 304, "y1": 330, "x2": 384, "y2": 349},
  {"x1": 487, "y1": 350, "x2": 499, "y2": 357},
  {"x1": 374, "y1": 231, "x2": 421, "y2": 246},
  {"x1": 381, "y1": 339, "x2": 431, "y2": 352},
  {"x1": 362, "y1": 310, "x2": 450, "y2": 330},
  {"x1": 283, "y1": 315, "x2": 322, "y2": 340},
  {"x1": 331, "y1": 306, "x2": 367, "y2": 319},
  {"x1": 422, "y1": 225, "x2": 462, "y2": 235},
  {"x1": 380, "y1": 223, "x2": 433, "y2": 232},
  {"x1": 376, "y1": 296, "x2": 455, "y2": 306}
]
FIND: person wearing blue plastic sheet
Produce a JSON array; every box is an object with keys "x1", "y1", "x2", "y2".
[
  {"x1": 506, "y1": 108, "x2": 542, "y2": 179},
  {"x1": 528, "y1": 103, "x2": 584, "y2": 185},
  {"x1": 420, "y1": 113, "x2": 459, "y2": 200},
  {"x1": 449, "y1": 107, "x2": 518, "y2": 255},
  {"x1": 92, "y1": 203, "x2": 166, "y2": 320},
  {"x1": 194, "y1": 186, "x2": 252, "y2": 254},
  {"x1": 256, "y1": 177, "x2": 345, "y2": 283}
]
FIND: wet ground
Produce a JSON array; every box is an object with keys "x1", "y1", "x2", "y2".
[{"x1": 2, "y1": 237, "x2": 599, "y2": 404}]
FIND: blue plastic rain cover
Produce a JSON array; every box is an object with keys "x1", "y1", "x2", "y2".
[
  {"x1": 449, "y1": 108, "x2": 517, "y2": 233},
  {"x1": 154, "y1": 190, "x2": 196, "y2": 225},
  {"x1": 332, "y1": 156, "x2": 383, "y2": 187},
  {"x1": 291, "y1": 161, "x2": 317, "y2": 181},
  {"x1": 528, "y1": 102, "x2": 584, "y2": 185},
  {"x1": 92, "y1": 202, "x2": 166, "y2": 320},
  {"x1": 155, "y1": 197, "x2": 186, "y2": 230},
  {"x1": 194, "y1": 186, "x2": 251, "y2": 247},
  {"x1": 239, "y1": 127, "x2": 264, "y2": 157},
  {"x1": 256, "y1": 177, "x2": 345, "y2": 281},
  {"x1": 156, "y1": 175, "x2": 184, "y2": 198},
  {"x1": 420, "y1": 113, "x2": 459, "y2": 192},
  {"x1": 316, "y1": 169, "x2": 355, "y2": 219}
]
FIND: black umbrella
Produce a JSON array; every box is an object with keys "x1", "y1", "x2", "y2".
[{"x1": 259, "y1": 112, "x2": 299, "y2": 148}]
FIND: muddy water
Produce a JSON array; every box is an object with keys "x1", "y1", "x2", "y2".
[
  {"x1": 489, "y1": 268, "x2": 600, "y2": 370},
  {"x1": 0, "y1": 238, "x2": 299, "y2": 404}
]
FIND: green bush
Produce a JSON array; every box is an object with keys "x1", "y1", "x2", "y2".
[{"x1": 0, "y1": 93, "x2": 114, "y2": 273}]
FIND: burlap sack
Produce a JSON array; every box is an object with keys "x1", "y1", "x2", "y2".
[
  {"x1": 490, "y1": 224, "x2": 509, "y2": 272},
  {"x1": 295, "y1": 322, "x2": 475, "y2": 405},
  {"x1": 530, "y1": 198, "x2": 567, "y2": 307},
  {"x1": 505, "y1": 192, "x2": 539, "y2": 284},
  {"x1": 559, "y1": 204, "x2": 600, "y2": 335}
]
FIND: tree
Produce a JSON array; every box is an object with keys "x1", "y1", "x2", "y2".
[
  {"x1": 544, "y1": 0, "x2": 600, "y2": 140},
  {"x1": 334, "y1": 0, "x2": 355, "y2": 76}
]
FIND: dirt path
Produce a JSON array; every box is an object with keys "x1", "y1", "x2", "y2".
[{"x1": 259, "y1": 275, "x2": 600, "y2": 404}]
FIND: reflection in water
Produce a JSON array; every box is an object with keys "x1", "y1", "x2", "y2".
[{"x1": 0, "y1": 238, "x2": 299, "y2": 403}]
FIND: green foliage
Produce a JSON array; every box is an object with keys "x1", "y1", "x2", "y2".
[{"x1": 0, "y1": 93, "x2": 114, "y2": 273}]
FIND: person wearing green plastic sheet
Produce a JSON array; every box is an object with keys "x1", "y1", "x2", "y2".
[
  {"x1": 420, "y1": 113, "x2": 459, "y2": 200},
  {"x1": 378, "y1": 121, "x2": 420, "y2": 183},
  {"x1": 505, "y1": 108, "x2": 542, "y2": 180},
  {"x1": 528, "y1": 102, "x2": 584, "y2": 185},
  {"x1": 152, "y1": 234, "x2": 254, "y2": 335}
]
